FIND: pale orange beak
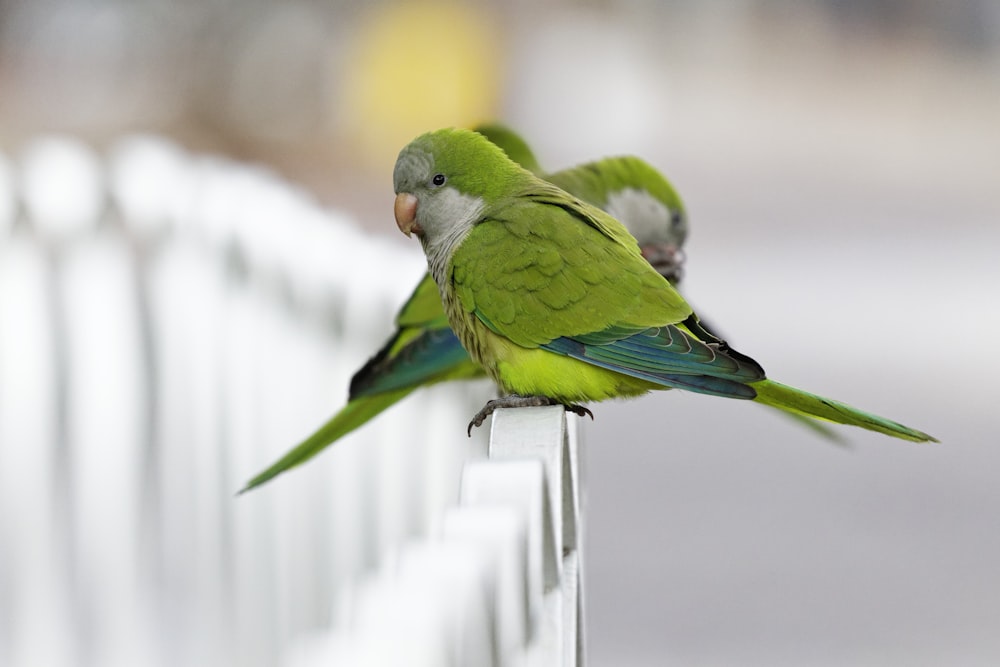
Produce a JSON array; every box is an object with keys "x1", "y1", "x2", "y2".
[
  {"x1": 640, "y1": 243, "x2": 685, "y2": 284},
  {"x1": 394, "y1": 193, "x2": 421, "y2": 237}
]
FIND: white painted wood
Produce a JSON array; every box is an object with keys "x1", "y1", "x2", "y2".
[
  {"x1": 0, "y1": 136, "x2": 587, "y2": 666},
  {"x1": 397, "y1": 541, "x2": 499, "y2": 667},
  {"x1": 0, "y1": 151, "x2": 15, "y2": 234},
  {"x1": 487, "y1": 406, "x2": 585, "y2": 667},
  {"x1": 108, "y1": 135, "x2": 189, "y2": 237},
  {"x1": 19, "y1": 137, "x2": 105, "y2": 240},
  {"x1": 0, "y1": 240, "x2": 75, "y2": 667},
  {"x1": 60, "y1": 234, "x2": 155, "y2": 667},
  {"x1": 442, "y1": 506, "x2": 530, "y2": 663},
  {"x1": 350, "y1": 568, "x2": 452, "y2": 667},
  {"x1": 488, "y1": 406, "x2": 566, "y2": 589},
  {"x1": 460, "y1": 458, "x2": 548, "y2": 649},
  {"x1": 566, "y1": 414, "x2": 586, "y2": 667},
  {"x1": 147, "y1": 237, "x2": 232, "y2": 666}
]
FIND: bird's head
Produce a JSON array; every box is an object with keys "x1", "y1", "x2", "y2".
[
  {"x1": 619, "y1": 189, "x2": 688, "y2": 284},
  {"x1": 393, "y1": 128, "x2": 523, "y2": 252},
  {"x1": 606, "y1": 158, "x2": 689, "y2": 286},
  {"x1": 546, "y1": 155, "x2": 691, "y2": 285}
]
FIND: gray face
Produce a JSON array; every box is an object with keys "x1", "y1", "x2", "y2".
[
  {"x1": 393, "y1": 146, "x2": 435, "y2": 197},
  {"x1": 393, "y1": 146, "x2": 486, "y2": 280},
  {"x1": 605, "y1": 187, "x2": 688, "y2": 248},
  {"x1": 604, "y1": 187, "x2": 688, "y2": 285}
]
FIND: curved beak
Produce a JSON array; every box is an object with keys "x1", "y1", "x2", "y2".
[
  {"x1": 394, "y1": 193, "x2": 421, "y2": 237},
  {"x1": 640, "y1": 243, "x2": 686, "y2": 285}
]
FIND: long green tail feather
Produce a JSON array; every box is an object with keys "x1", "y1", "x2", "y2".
[
  {"x1": 751, "y1": 379, "x2": 937, "y2": 443},
  {"x1": 763, "y1": 405, "x2": 848, "y2": 444},
  {"x1": 239, "y1": 388, "x2": 414, "y2": 493}
]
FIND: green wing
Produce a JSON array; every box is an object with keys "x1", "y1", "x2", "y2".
[
  {"x1": 396, "y1": 272, "x2": 449, "y2": 329},
  {"x1": 348, "y1": 272, "x2": 468, "y2": 398},
  {"x1": 349, "y1": 326, "x2": 479, "y2": 398},
  {"x1": 451, "y1": 182, "x2": 764, "y2": 400},
  {"x1": 239, "y1": 389, "x2": 413, "y2": 493},
  {"x1": 452, "y1": 183, "x2": 693, "y2": 347}
]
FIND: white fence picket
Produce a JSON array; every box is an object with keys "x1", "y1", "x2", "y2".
[{"x1": 0, "y1": 238, "x2": 75, "y2": 667}]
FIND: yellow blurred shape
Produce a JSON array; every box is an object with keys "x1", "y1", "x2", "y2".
[{"x1": 341, "y1": 1, "x2": 502, "y2": 168}]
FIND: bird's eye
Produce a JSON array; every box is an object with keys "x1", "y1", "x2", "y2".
[
  {"x1": 671, "y1": 211, "x2": 684, "y2": 227},
  {"x1": 431, "y1": 173, "x2": 447, "y2": 187}
]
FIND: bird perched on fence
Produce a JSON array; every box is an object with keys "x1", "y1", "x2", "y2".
[
  {"x1": 390, "y1": 128, "x2": 936, "y2": 442},
  {"x1": 241, "y1": 124, "x2": 692, "y2": 492}
]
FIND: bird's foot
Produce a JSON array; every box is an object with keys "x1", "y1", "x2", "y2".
[
  {"x1": 564, "y1": 403, "x2": 594, "y2": 421},
  {"x1": 467, "y1": 396, "x2": 594, "y2": 436}
]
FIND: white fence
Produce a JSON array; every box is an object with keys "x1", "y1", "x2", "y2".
[
  {"x1": 0, "y1": 137, "x2": 584, "y2": 666},
  {"x1": 307, "y1": 407, "x2": 584, "y2": 667}
]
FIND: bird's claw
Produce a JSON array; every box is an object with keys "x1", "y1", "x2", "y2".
[
  {"x1": 467, "y1": 405, "x2": 494, "y2": 437},
  {"x1": 467, "y1": 397, "x2": 593, "y2": 436},
  {"x1": 467, "y1": 397, "x2": 509, "y2": 436}
]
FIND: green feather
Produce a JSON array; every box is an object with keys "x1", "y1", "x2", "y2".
[
  {"x1": 401, "y1": 127, "x2": 936, "y2": 444},
  {"x1": 395, "y1": 272, "x2": 451, "y2": 329},
  {"x1": 751, "y1": 380, "x2": 935, "y2": 443},
  {"x1": 243, "y1": 123, "x2": 701, "y2": 492},
  {"x1": 452, "y1": 187, "x2": 693, "y2": 349},
  {"x1": 547, "y1": 157, "x2": 686, "y2": 230},
  {"x1": 238, "y1": 389, "x2": 413, "y2": 494}
]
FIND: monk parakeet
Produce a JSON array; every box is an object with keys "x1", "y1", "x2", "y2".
[
  {"x1": 391, "y1": 128, "x2": 936, "y2": 443},
  {"x1": 240, "y1": 125, "x2": 692, "y2": 492}
]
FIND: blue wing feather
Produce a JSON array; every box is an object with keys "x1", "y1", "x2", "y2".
[
  {"x1": 542, "y1": 324, "x2": 764, "y2": 400},
  {"x1": 350, "y1": 328, "x2": 472, "y2": 398}
]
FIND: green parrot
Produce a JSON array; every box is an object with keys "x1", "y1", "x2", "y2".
[
  {"x1": 391, "y1": 128, "x2": 936, "y2": 443},
  {"x1": 240, "y1": 125, "x2": 693, "y2": 492}
]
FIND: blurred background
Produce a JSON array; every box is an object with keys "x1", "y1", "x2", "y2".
[{"x1": 2, "y1": 0, "x2": 999, "y2": 665}]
